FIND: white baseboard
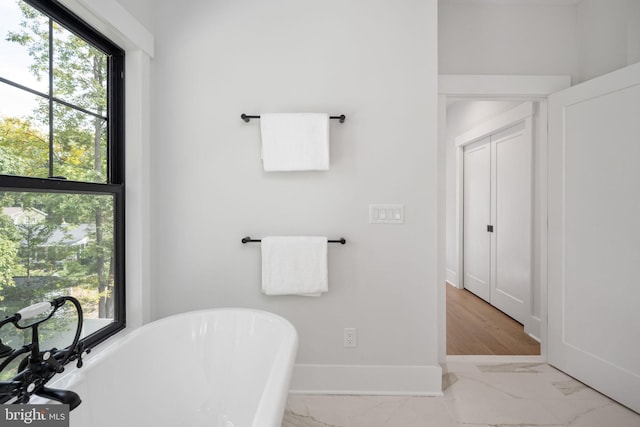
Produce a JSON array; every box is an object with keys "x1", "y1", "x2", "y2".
[
  {"x1": 446, "y1": 269, "x2": 458, "y2": 287},
  {"x1": 525, "y1": 315, "x2": 541, "y2": 342},
  {"x1": 289, "y1": 364, "x2": 443, "y2": 396},
  {"x1": 445, "y1": 280, "x2": 461, "y2": 290}
]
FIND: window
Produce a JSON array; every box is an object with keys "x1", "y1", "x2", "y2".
[{"x1": 0, "y1": 0, "x2": 125, "y2": 365}]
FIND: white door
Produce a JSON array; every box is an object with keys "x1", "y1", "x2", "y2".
[
  {"x1": 461, "y1": 112, "x2": 532, "y2": 325},
  {"x1": 548, "y1": 62, "x2": 640, "y2": 412},
  {"x1": 490, "y1": 122, "x2": 532, "y2": 325},
  {"x1": 463, "y1": 138, "x2": 491, "y2": 302}
]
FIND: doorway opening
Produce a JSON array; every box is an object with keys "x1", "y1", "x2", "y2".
[
  {"x1": 437, "y1": 74, "x2": 571, "y2": 361},
  {"x1": 445, "y1": 99, "x2": 540, "y2": 356}
]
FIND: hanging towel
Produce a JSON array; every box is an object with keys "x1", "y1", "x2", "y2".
[
  {"x1": 261, "y1": 236, "x2": 328, "y2": 296},
  {"x1": 260, "y1": 113, "x2": 330, "y2": 171}
]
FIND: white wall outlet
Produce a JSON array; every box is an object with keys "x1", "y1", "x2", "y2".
[{"x1": 343, "y1": 327, "x2": 357, "y2": 348}]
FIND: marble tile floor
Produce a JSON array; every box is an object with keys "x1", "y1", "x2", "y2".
[{"x1": 282, "y1": 359, "x2": 640, "y2": 427}]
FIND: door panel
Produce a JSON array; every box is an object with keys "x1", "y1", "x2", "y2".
[
  {"x1": 548, "y1": 62, "x2": 640, "y2": 412},
  {"x1": 463, "y1": 138, "x2": 491, "y2": 302},
  {"x1": 491, "y1": 122, "x2": 531, "y2": 325}
]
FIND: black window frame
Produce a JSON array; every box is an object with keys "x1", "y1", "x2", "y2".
[{"x1": 0, "y1": 0, "x2": 125, "y2": 350}]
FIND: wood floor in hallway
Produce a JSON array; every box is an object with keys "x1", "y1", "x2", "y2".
[{"x1": 446, "y1": 284, "x2": 540, "y2": 355}]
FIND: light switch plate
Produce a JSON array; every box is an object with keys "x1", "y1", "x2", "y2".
[{"x1": 369, "y1": 204, "x2": 404, "y2": 224}]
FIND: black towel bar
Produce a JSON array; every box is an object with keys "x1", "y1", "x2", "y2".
[
  {"x1": 242, "y1": 236, "x2": 346, "y2": 244},
  {"x1": 241, "y1": 114, "x2": 346, "y2": 124}
]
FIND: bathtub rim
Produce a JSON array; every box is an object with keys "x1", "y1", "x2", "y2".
[
  {"x1": 47, "y1": 307, "x2": 298, "y2": 426},
  {"x1": 58, "y1": 306, "x2": 297, "y2": 367}
]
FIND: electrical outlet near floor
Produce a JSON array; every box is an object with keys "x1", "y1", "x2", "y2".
[{"x1": 343, "y1": 328, "x2": 357, "y2": 348}]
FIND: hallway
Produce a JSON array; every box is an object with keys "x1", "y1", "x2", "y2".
[{"x1": 446, "y1": 284, "x2": 540, "y2": 355}]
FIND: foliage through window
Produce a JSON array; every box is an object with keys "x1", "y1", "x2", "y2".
[{"x1": 0, "y1": 0, "x2": 125, "y2": 362}]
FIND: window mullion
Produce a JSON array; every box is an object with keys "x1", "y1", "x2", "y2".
[{"x1": 48, "y1": 18, "x2": 55, "y2": 179}]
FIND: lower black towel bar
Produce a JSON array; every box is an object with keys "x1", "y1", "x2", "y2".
[
  {"x1": 242, "y1": 236, "x2": 346, "y2": 244},
  {"x1": 241, "y1": 114, "x2": 346, "y2": 124}
]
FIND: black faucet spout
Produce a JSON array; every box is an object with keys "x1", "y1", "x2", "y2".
[
  {"x1": 0, "y1": 297, "x2": 86, "y2": 410},
  {"x1": 36, "y1": 386, "x2": 81, "y2": 410}
]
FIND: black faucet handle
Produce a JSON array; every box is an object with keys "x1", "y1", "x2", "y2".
[
  {"x1": 43, "y1": 351, "x2": 64, "y2": 374},
  {"x1": 75, "y1": 342, "x2": 90, "y2": 369}
]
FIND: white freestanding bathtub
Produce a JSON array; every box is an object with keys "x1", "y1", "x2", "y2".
[{"x1": 47, "y1": 308, "x2": 298, "y2": 427}]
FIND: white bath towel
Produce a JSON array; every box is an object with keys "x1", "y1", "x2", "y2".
[
  {"x1": 260, "y1": 113, "x2": 330, "y2": 171},
  {"x1": 261, "y1": 236, "x2": 328, "y2": 296}
]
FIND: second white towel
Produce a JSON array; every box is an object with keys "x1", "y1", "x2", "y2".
[
  {"x1": 261, "y1": 236, "x2": 328, "y2": 296},
  {"x1": 260, "y1": 113, "x2": 330, "y2": 171}
]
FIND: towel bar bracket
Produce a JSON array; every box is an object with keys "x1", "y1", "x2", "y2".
[
  {"x1": 242, "y1": 236, "x2": 346, "y2": 245},
  {"x1": 241, "y1": 114, "x2": 346, "y2": 124}
]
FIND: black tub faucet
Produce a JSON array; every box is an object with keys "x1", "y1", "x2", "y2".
[{"x1": 0, "y1": 296, "x2": 87, "y2": 410}]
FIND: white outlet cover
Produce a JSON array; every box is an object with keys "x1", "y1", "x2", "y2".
[{"x1": 343, "y1": 327, "x2": 357, "y2": 348}]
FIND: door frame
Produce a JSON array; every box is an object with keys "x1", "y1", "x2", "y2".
[{"x1": 437, "y1": 74, "x2": 571, "y2": 363}]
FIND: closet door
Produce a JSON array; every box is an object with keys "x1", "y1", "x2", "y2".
[
  {"x1": 463, "y1": 138, "x2": 491, "y2": 302},
  {"x1": 490, "y1": 122, "x2": 531, "y2": 325}
]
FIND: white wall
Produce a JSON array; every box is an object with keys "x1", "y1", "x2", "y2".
[
  {"x1": 439, "y1": 0, "x2": 640, "y2": 85},
  {"x1": 114, "y1": 0, "x2": 153, "y2": 33},
  {"x1": 150, "y1": 0, "x2": 440, "y2": 394},
  {"x1": 438, "y1": 1, "x2": 579, "y2": 82},
  {"x1": 577, "y1": 0, "x2": 640, "y2": 82}
]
